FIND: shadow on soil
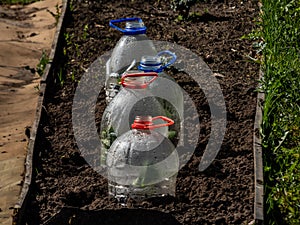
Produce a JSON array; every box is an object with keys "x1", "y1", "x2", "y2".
[{"x1": 44, "y1": 207, "x2": 182, "y2": 225}]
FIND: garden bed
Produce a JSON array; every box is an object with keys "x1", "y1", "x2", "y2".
[{"x1": 15, "y1": 0, "x2": 261, "y2": 224}]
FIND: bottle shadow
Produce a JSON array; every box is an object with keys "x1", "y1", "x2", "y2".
[{"x1": 44, "y1": 207, "x2": 182, "y2": 225}]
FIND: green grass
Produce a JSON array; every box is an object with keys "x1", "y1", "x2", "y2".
[
  {"x1": 36, "y1": 50, "x2": 49, "y2": 77},
  {"x1": 0, "y1": 0, "x2": 40, "y2": 4},
  {"x1": 260, "y1": 0, "x2": 300, "y2": 224}
]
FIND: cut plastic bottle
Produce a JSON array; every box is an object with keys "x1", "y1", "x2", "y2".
[
  {"x1": 138, "y1": 50, "x2": 184, "y2": 145},
  {"x1": 107, "y1": 115, "x2": 179, "y2": 202},
  {"x1": 105, "y1": 17, "x2": 157, "y2": 101},
  {"x1": 100, "y1": 72, "x2": 168, "y2": 166}
]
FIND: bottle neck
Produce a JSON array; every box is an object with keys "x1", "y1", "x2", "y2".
[
  {"x1": 132, "y1": 116, "x2": 153, "y2": 130},
  {"x1": 139, "y1": 64, "x2": 161, "y2": 72},
  {"x1": 126, "y1": 21, "x2": 145, "y2": 29},
  {"x1": 134, "y1": 115, "x2": 153, "y2": 124},
  {"x1": 124, "y1": 21, "x2": 147, "y2": 35},
  {"x1": 138, "y1": 56, "x2": 163, "y2": 73}
]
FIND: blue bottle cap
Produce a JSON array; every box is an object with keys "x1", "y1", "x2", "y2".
[
  {"x1": 138, "y1": 51, "x2": 177, "y2": 73},
  {"x1": 138, "y1": 56, "x2": 163, "y2": 73}
]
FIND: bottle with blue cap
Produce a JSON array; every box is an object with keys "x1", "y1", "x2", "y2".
[
  {"x1": 105, "y1": 17, "x2": 157, "y2": 98},
  {"x1": 138, "y1": 50, "x2": 184, "y2": 145}
]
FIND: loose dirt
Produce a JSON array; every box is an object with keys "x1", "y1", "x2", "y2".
[
  {"x1": 23, "y1": 0, "x2": 260, "y2": 224},
  {"x1": 0, "y1": 1, "x2": 60, "y2": 224}
]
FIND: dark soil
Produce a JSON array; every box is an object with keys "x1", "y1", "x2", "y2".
[{"x1": 25, "y1": 0, "x2": 260, "y2": 224}]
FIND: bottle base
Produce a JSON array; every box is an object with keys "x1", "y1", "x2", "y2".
[{"x1": 108, "y1": 178, "x2": 176, "y2": 202}]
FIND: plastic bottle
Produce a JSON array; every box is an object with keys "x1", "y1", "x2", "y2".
[
  {"x1": 100, "y1": 72, "x2": 168, "y2": 165},
  {"x1": 107, "y1": 51, "x2": 184, "y2": 122},
  {"x1": 105, "y1": 17, "x2": 157, "y2": 99},
  {"x1": 106, "y1": 115, "x2": 179, "y2": 202},
  {"x1": 138, "y1": 51, "x2": 184, "y2": 145}
]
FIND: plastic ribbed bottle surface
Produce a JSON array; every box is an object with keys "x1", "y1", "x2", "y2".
[
  {"x1": 108, "y1": 34, "x2": 156, "y2": 74},
  {"x1": 106, "y1": 116, "x2": 179, "y2": 202},
  {"x1": 138, "y1": 51, "x2": 184, "y2": 145},
  {"x1": 100, "y1": 72, "x2": 168, "y2": 165},
  {"x1": 105, "y1": 18, "x2": 157, "y2": 100}
]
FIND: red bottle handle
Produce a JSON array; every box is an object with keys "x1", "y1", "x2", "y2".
[
  {"x1": 131, "y1": 116, "x2": 174, "y2": 130},
  {"x1": 151, "y1": 116, "x2": 174, "y2": 129},
  {"x1": 121, "y1": 72, "x2": 158, "y2": 89}
]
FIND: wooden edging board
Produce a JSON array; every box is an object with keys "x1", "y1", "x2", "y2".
[
  {"x1": 253, "y1": 70, "x2": 264, "y2": 224},
  {"x1": 12, "y1": 0, "x2": 69, "y2": 224}
]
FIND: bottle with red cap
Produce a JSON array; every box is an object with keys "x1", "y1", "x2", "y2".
[
  {"x1": 106, "y1": 115, "x2": 179, "y2": 202},
  {"x1": 105, "y1": 51, "x2": 183, "y2": 145},
  {"x1": 100, "y1": 72, "x2": 168, "y2": 165}
]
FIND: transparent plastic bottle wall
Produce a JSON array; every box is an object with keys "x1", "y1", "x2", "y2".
[
  {"x1": 138, "y1": 54, "x2": 184, "y2": 145},
  {"x1": 106, "y1": 126, "x2": 179, "y2": 202},
  {"x1": 100, "y1": 87, "x2": 168, "y2": 165},
  {"x1": 106, "y1": 19, "x2": 157, "y2": 91},
  {"x1": 108, "y1": 35, "x2": 157, "y2": 75}
]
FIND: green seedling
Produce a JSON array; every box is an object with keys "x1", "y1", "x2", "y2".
[
  {"x1": 57, "y1": 67, "x2": 64, "y2": 86},
  {"x1": 34, "y1": 84, "x2": 40, "y2": 92},
  {"x1": 36, "y1": 50, "x2": 49, "y2": 77},
  {"x1": 168, "y1": 130, "x2": 177, "y2": 139},
  {"x1": 74, "y1": 43, "x2": 80, "y2": 57},
  {"x1": 69, "y1": 0, "x2": 75, "y2": 11},
  {"x1": 64, "y1": 32, "x2": 73, "y2": 48},
  {"x1": 35, "y1": 168, "x2": 40, "y2": 175},
  {"x1": 82, "y1": 24, "x2": 89, "y2": 40},
  {"x1": 176, "y1": 14, "x2": 183, "y2": 22},
  {"x1": 46, "y1": 3, "x2": 61, "y2": 25},
  {"x1": 132, "y1": 160, "x2": 160, "y2": 188},
  {"x1": 100, "y1": 126, "x2": 117, "y2": 165},
  {"x1": 70, "y1": 70, "x2": 75, "y2": 82},
  {"x1": 54, "y1": 3, "x2": 61, "y2": 25}
]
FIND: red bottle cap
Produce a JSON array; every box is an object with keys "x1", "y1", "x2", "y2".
[{"x1": 131, "y1": 116, "x2": 174, "y2": 130}]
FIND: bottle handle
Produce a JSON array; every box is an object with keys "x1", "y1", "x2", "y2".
[
  {"x1": 125, "y1": 59, "x2": 136, "y2": 72},
  {"x1": 150, "y1": 116, "x2": 174, "y2": 129},
  {"x1": 131, "y1": 116, "x2": 174, "y2": 130},
  {"x1": 121, "y1": 72, "x2": 158, "y2": 89},
  {"x1": 157, "y1": 50, "x2": 177, "y2": 70},
  {"x1": 109, "y1": 17, "x2": 146, "y2": 34}
]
